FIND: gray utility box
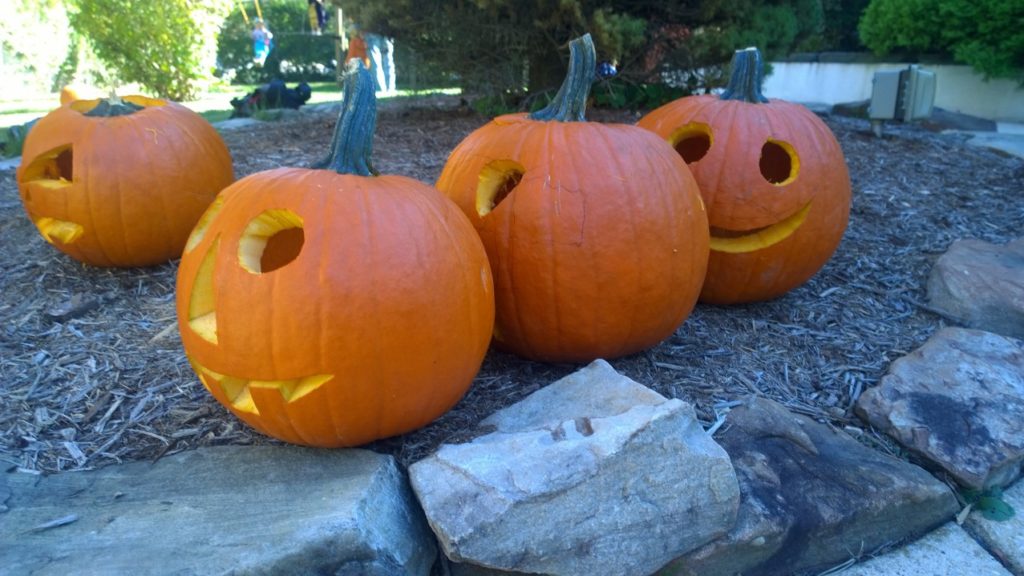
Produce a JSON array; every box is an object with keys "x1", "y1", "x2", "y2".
[{"x1": 869, "y1": 65, "x2": 936, "y2": 135}]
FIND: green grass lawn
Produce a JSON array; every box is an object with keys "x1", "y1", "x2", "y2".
[
  {"x1": 0, "y1": 84, "x2": 459, "y2": 159},
  {"x1": 1, "y1": 83, "x2": 458, "y2": 126}
]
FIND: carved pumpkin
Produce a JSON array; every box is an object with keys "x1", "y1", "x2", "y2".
[
  {"x1": 436, "y1": 35, "x2": 708, "y2": 363},
  {"x1": 59, "y1": 87, "x2": 78, "y2": 106},
  {"x1": 638, "y1": 47, "x2": 851, "y2": 304},
  {"x1": 16, "y1": 95, "x2": 233, "y2": 267},
  {"x1": 175, "y1": 63, "x2": 494, "y2": 448}
]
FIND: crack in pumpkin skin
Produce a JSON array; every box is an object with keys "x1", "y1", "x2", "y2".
[
  {"x1": 189, "y1": 358, "x2": 332, "y2": 416},
  {"x1": 709, "y1": 201, "x2": 811, "y2": 254}
]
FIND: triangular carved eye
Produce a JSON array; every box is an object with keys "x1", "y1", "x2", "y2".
[
  {"x1": 476, "y1": 160, "x2": 524, "y2": 217},
  {"x1": 21, "y1": 144, "x2": 82, "y2": 244},
  {"x1": 21, "y1": 144, "x2": 74, "y2": 187},
  {"x1": 760, "y1": 139, "x2": 799, "y2": 185},
  {"x1": 238, "y1": 209, "x2": 304, "y2": 274}
]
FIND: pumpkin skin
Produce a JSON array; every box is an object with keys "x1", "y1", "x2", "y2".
[
  {"x1": 59, "y1": 86, "x2": 78, "y2": 106},
  {"x1": 176, "y1": 64, "x2": 494, "y2": 448},
  {"x1": 16, "y1": 95, "x2": 233, "y2": 267},
  {"x1": 638, "y1": 48, "x2": 851, "y2": 304},
  {"x1": 436, "y1": 35, "x2": 708, "y2": 363}
]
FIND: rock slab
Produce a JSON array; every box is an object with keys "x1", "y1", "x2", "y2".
[
  {"x1": 0, "y1": 446, "x2": 436, "y2": 575},
  {"x1": 927, "y1": 237, "x2": 1024, "y2": 339},
  {"x1": 965, "y1": 479, "x2": 1024, "y2": 574},
  {"x1": 410, "y1": 359, "x2": 740, "y2": 576},
  {"x1": 836, "y1": 522, "x2": 1012, "y2": 576},
  {"x1": 856, "y1": 327, "x2": 1024, "y2": 489},
  {"x1": 663, "y1": 396, "x2": 958, "y2": 576}
]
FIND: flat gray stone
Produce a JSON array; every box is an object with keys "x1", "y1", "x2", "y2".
[
  {"x1": 965, "y1": 479, "x2": 1024, "y2": 573},
  {"x1": 410, "y1": 359, "x2": 739, "y2": 576},
  {"x1": 0, "y1": 156, "x2": 19, "y2": 171},
  {"x1": 927, "y1": 237, "x2": 1024, "y2": 338},
  {"x1": 856, "y1": 327, "x2": 1024, "y2": 489},
  {"x1": 213, "y1": 117, "x2": 262, "y2": 131},
  {"x1": 0, "y1": 446, "x2": 436, "y2": 575},
  {"x1": 834, "y1": 523, "x2": 1012, "y2": 576},
  {"x1": 664, "y1": 396, "x2": 957, "y2": 576}
]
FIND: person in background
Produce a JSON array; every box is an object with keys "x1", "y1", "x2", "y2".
[
  {"x1": 251, "y1": 18, "x2": 274, "y2": 66},
  {"x1": 365, "y1": 32, "x2": 396, "y2": 95},
  {"x1": 345, "y1": 24, "x2": 370, "y2": 68},
  {"x1": 308, "y1": 0, "x2": 326, "y2": 35}
]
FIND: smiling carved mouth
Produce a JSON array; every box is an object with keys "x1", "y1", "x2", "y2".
[
  {"x1": 189, "y1": 358, "x2": 332, "y2": 416},
  {"x1": 709, "y1": 202, "x2": 811, "y2": 254}
]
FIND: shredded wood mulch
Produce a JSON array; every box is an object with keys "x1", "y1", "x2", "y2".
[{"x1": 2, "y1": 95, "x2": 1022, "y2": 474}]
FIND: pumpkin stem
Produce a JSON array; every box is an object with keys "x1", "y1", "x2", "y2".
[
  {"x1": 84, "y1": 91, "x2": 144, "y2": 117},
  {"x1": 720, "y1": 47, "x2": 769, "y2": 104},
  {"x1": 314, "y1": 60, "x2": 378, "y2": 176},
  {"x1": 528, "y1": 34, "x2": 596, "y2": 122}
]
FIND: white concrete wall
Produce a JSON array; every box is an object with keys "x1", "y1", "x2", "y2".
[{"x1": 763, "y1": 61, "x2": 1024, "y2": 122}]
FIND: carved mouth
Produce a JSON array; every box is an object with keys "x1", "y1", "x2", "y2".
[
  {"x1": 189, "y1": 358, "x2": 332, "y2": 416},
  {"x1": 709, "y1": 202, "x2": 811, "y2": 254}
]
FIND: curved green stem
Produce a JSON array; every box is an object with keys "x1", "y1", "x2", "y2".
[
  {"x1": 720, "y1": 47, "x2": 769, "y2": 104},
  {"x1": 529, "y1": 34, "x2": 596, "y2": 122},
  {"x1": 314, "y1": 60, "x2": 378, "y2": 176}
]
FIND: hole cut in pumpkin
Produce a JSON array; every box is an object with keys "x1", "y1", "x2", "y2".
[
  {"x1": 185, "y1": 195, "x2": 225, "y2": 253},
  {"x1": 188, "y1": 237, "x2": 219, "y2": 344},
  {"x1": 34, "y1": 217, "x2": 84, "y2": 245},
  {"x1": 668, "y1": 122, "x2": 713, "y2": 164},
  {"x1": 189, "y1": 358, "x2": 333, "y2": 416},
  {"x1": 239, "y1": 209, "x2": 304, "y2": 274},
  {"x1": 477, "y1": 160, "x2": 524, "y2": 217},
  {"x1": 760, "y1": 139, "x2": 799, "y2": 185},
  {"x1": 21, "y1": 144, "x2": 74, "y2": 191}
]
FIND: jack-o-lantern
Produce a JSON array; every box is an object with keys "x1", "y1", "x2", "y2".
[
  {"x1": 175, "y1": 62, "x2": 495, "y2": 448},
  {"x1": 16, "y1": 94, "x2": 233, "y2": 267},
  {"x1": 436, "y1": 35, "x2": 709, "y2": 363},
  {"x1": 638, "y1": 47, "x2": 851, "y2": 304}
]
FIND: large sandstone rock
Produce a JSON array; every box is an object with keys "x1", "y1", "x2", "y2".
[
  {"x1": 663, "y1": 397, "x2": 958, "y2": 576},
  {"x1": 410, "y1": 359, "x2": 740, "y2": 576},
  {"x1": 0, "y1": 446, "x2": 437, "y2": 575},
  {"x1": 927, "y1": 237, "x2": 1024, "y2": 339},
  {"x1": 857, "y1": 327, "x2": 1024, "y2": 490}
]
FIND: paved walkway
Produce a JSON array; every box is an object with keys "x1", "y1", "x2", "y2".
[{"x1": 835, "y1": 480, "x2": 1022, "y2": 575}]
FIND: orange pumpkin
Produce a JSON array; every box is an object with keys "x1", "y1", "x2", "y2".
[
  {"x1": 16, "y1": 95, "x2": 233, "y2": 267},
  {"x1": 638, "y1": 47, "x2": 851, "y2": 304},
  {"x1": 175, "y1": 62, "x2": 495, "y2": 448},
  {"x1": 436, "y1": 34, "x2": 708, "y2": 363},
  {"x1": 59, "y1": 86, "x2": 79, "y2": 106}
]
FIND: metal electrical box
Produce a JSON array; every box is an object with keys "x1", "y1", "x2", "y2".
[{"x1": 869, "y1": 65, "x2": 937, "y2": 136}]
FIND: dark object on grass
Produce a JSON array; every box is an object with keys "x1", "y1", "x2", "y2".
[
  {"x1": 230, "y1": 79, "x2": 312, "y2": 118},
  {"x1": 2, "y1": 118, "x2": 39, "y2": 158}
]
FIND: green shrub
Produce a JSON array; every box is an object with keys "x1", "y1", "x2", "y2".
[
  {"x1": 859, "y1": 0, "x2": 1024, "y2": 82},
  {"x1": 67, "y1": 0, "x2": 231, "y2": 100}
]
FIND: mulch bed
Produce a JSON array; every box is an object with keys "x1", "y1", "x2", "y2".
[{"x1": 2, "y1": 95, "x2": 1022, "y2": 474}]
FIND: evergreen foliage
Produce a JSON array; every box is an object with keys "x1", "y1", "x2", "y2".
[{"x1": 859, "y1": 0, "x2": 1024, "y2": 82}]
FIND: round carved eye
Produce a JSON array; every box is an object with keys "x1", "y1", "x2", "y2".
[
  {"x1": 669, "y1": 122, "x2": 712, "y2": 164},
  {"x1": 760, "y1": 139, "x2": 799, "y2": 185},
  {"x1": 238, "y1": 209, "x2": 305, "y2": 274}
]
